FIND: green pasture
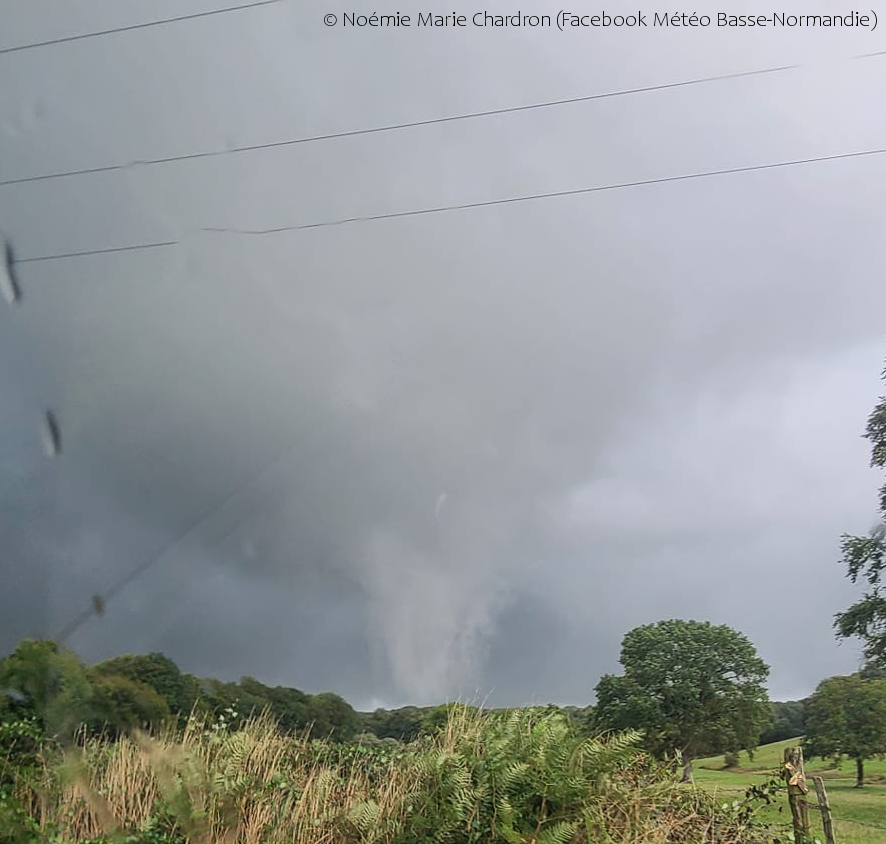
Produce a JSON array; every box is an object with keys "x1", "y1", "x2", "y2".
[{"x1": 695, "y1": 738, "x2": 886, "y2": 844}]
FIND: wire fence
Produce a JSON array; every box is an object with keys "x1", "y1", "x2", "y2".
[
  {"x1": 769, "y1": 771, "x2": 886, "y2": 841},
  {"x1": 798, "y1": 795, "x2": 886, "y2": 833},
  {"x1": 706, "y1": 765, "x2": 886, "y2": 843}
]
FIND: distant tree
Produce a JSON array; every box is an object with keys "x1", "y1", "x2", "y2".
[
  {"x1": 561, "y1": 705, "x2": 596, "y2": 737},
  {"x1": 236, "y1": 676, "x2": 319, "y2": 733},
  {"x1": 194, "y1": 677, "x2": 268, "y2": 727},
  {"x1": 759, "y1": 700, "x2": 806, "y2": 745},
  {"x1": 254, "y1": 682, "x2": 312, "y2": 735},
  {"x1": 235, "y1": 676, "x2": 275, "y2": 716},
  {"x1": 835, "y1": 359, "x2": 886, "y2": 666},
  {"x1": 594, "y1": 619, "x2": 770, "y2": 782},
  {"x1": 93, "y1": 652, "x2": 198, "y2": 720},
  {"x1": 84, "y1": 671, "x2": 171, "y2": 737},
  {"x1": 362, "y1": 706, "x2": 428, "y2": 742},
  {"x1": 804, "y1": 673, "x2": 886, "y2": 787},
  {"x1": 211, "y1": 679, "x2": 358, "y2": 739},
  {"x1": 307, "y1": 692, "x2": 360, "y2": 741}
]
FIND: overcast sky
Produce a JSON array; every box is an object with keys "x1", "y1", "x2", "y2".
[{"x1": 1, "y1": 0, "x2": 885, "y2": 711}]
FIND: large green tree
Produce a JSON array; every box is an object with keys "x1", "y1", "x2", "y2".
[
  {"x1": 835, "y1": 359, "x2": 886, "y2": 665},
  {"x1": 804, "y1": 673, "x2": 886, "y2": 787},
  {"x1": 0, "y1": 640, "x2": 94, "y2": 738},
  {"x1": 594, "y1": 619, "x2": 770, "y2": 782}
]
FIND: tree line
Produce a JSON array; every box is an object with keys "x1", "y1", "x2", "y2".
[
  {"x1": 0, "y1": 640, "x2": 365, "y2": 743},
  {"x1": 0, "y1": 635, "x2": 799, "y2": 741},
  {"x1": 0, "y1": 634, "x2": 814, "y2": 754}
]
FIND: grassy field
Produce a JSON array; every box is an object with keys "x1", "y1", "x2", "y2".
[{"x1": 695, "y1": 738, "x2": 886, "y2": 844}]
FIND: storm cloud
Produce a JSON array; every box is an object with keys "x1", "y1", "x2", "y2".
[{"x1": 1, "y1": 0, "x2": 885, "y2": 709}]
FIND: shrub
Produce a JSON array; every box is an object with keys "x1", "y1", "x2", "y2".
[{"x1": 0, "y1": 716, "x2": 48, "y2": 844}]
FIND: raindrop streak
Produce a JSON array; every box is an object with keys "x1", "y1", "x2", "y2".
[
  {"x1": 1, "y1": 239, "x2": 21, "y2": 304},
  {"x1": 41, "y1": 410, "x2": 62, "y2": 457}
]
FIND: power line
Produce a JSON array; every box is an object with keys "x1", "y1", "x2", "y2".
[
  {"x1": 12, "y1": 240, "x2": 179, "y2": 264},
  {"x1": 14, "y1": 144, "x2": 886, "y2": 265},
  {"x1": 0, "y1": 0, "x2": 285, "y2": 56},
  {"x1": 53, "y1": 436, "x2": 309, "y2": 643},
  {"x1": 14, "y1": 241, "x2": 177, "y2": 265},
  {"x1": 3, "y1": 52, "x2": 885, "y2": 189},
  {"x1": 201, "y1": 146, "x2": 886, "y2": 233}
]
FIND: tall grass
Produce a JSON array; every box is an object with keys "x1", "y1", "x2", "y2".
[{"x1": 9, "y1": 706, "x2": 774, "y2": 844}]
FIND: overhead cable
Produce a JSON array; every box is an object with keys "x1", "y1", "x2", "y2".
[
  {"x1": 3, "y1": 52, "x2": 885, "y2": 188},
  {"x1": 0, "y1": 0, "x2": 285, "y2": 56},
  {"x1": 13, "y1": 145, "x2": 886, "y2": 265}
]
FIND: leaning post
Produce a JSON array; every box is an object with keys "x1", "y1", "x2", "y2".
[{"x1": 812, "y1": 776, "x2": 836, "y2": 844}]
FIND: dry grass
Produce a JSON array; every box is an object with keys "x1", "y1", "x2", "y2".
[
  {"x1": 20, "y1": 711, "x2": 418, "y2": 844},
  {"x1": 13, "y1": 707, "x2": 773, "y2": 844}
]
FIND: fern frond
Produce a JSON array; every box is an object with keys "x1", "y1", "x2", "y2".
[
  {"x1": 346, "y1": 799, "x2": 380, "y2": 833},
  {"x1": 538, "y1": 819, "x2": 580, "y2": 844}
]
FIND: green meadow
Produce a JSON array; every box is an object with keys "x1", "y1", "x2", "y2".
[{"x1": 695, "y1": 738, "x2": 886, "y2": 844}]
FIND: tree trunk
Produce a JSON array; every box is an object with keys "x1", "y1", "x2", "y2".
[{"x1": 856, "y1": 757, "x2": 865, "y2": 787}]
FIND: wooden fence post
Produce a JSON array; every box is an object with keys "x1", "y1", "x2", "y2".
[
  {"x1": 783, "y1": 746, "x2": 810, "y2": 842},
  {"x1": 812, "y1": 776, "x2": 836, "y2": 844}
]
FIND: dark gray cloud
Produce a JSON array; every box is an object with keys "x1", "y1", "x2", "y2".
[{"x1": 1, "y1": 0, "x2": 885, "y2": 709}]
